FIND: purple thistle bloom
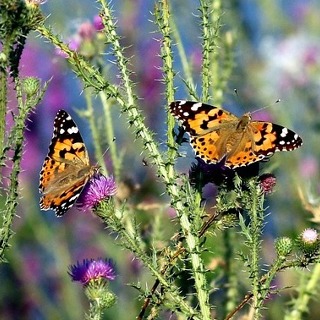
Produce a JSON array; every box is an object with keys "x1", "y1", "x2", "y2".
[
  {"x1": 78, "y1": 22, "x2": 96, "y2": 40},
  {"x1": 69, "y1": 258, "x2": 116, "y2": 285},
  {"x1": 78, "y1": 174, "x2": 117, "y2": 211},
  {"x1": 259, "y1": 173, "x2": 277, "y2": 195},
  {"x1": 93, "y1": 15, "x2": 104, "y2": 31}
]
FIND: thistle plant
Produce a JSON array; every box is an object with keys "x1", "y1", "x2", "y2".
[{"x1": 1, "y1": 1, "x2": 319, "y2": 320}]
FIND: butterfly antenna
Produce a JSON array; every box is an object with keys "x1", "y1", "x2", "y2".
[
  {"x1": 93, "y1": 146, "x2": 110, "y2": 169},
  {"x1": 234, "y1": 88, "x2": 281, "y2": 114},
  {"x1": 251, "y1": 99, "x2": 281, "y2": 115}
]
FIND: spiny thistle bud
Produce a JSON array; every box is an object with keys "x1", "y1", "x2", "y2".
[
  {"x1": 85, "y1": 279, "x2": 116, "y2": 309},
  {"x1": 22, "y1": 77, "x2": 40, "y2": 97},
  {"x1": 275, "y1": 237, "x2": 293, "y2": 257},
  {"x1": 297, "y1": 228, "x2": 320, "y2": 256}
]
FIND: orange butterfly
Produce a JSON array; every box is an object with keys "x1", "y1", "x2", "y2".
[
  {"x1": 39, "y1": 110, "x2": 97, "y2": 216},
  {"x1": 169, "y1": 100, "x2": 303, "y2": 169}
]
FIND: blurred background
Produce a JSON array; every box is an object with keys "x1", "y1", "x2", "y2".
[{"x1": 1, "y1": 0, "x2": 320, "y2": 319}]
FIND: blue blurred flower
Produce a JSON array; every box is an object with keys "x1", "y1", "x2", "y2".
[
  {"x1": 78, "y1": 174, "x2": 117, "y2": 211},
  {"x1": 69, "y1": 258, "x2": 116, "y2": 285}
]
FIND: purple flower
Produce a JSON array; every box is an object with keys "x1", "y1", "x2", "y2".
[
  {"x1": 78, "y1": 174, "x2": 117, "y2": 211},
  {"x1": 259, "y1": 173, "x2": 276, "y2": 195},
  {"x1": 69, "y1": 258, "x2": 116, "y2": 285},
  {"x1": 93, "y1": 15, "x2": 104, "y2": 31},
  {"x1": 69, "y1": 35, "x2": 82, "y2": 51}
]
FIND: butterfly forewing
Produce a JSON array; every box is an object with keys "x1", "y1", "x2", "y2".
[
  {"x1": 39, "y1": 110, "x2": 95, "y2": 216},
  {"x1": 169, "y1": 100, "x2": 303, "y2": 169}
]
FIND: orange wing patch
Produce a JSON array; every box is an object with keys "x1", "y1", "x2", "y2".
[
  {"x1": 39, "y1": 110, "x2": 96, "y2": 216},
  {"x1": 169, "y1": 100, "x2": 303, "y2": 169}
]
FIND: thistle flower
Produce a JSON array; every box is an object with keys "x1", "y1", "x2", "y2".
[
  {"x1": 55, "y1": 16, "x2": 106, "y2": 59},
  {"x1": 297, "y1": 228, "x2": 320, "y2": 255},
  {"x1": 259, "y1": 173, "x2": 276, "y2": 195},
  {"x1": 93, "y1": 15, "x2": 104, "y2": 31},
  {"x1": 78, "y1": 174, "x2": 116, "y2": 211},
  {"x1": 301, "y1": 228, "x2": 318, "y2": 244},
  {"x1": 68, "y1": 258, "x2": 116, "y2": 285}
]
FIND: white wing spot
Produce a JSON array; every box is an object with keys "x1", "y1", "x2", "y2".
[
  {"x1": 279, "y1": 140, "x2": 285, "y2": 145},
  {"x1": 67, "y1": 126, "x2": 79, "y2": 134},
  {"x1": 280, "y1": 128, "x2": 288, "y2": 137},
  {"x1": 60, "y1": 128, "x2": 65, "y2": 134},
  {"x1": 191, "y1": 102, "x2": 202, "y2": 111},
  {"x1": 183, "y1": 111, "x2": 190, "y2": 117}
]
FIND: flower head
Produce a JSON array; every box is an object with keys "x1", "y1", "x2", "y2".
[
  {"x1": 78, "y1": 174, "x2": 117, "y2": 211},
  {"x1": 68, "y1": 258, "x2": 116, "y2": 285},
  {"x1": 301, "y1": 228, "x2": 318, "y2": 244},
  {"x1": 93, "y1": 15, "x2": 104, "y2": 31},
  {"x1": 259, "y1": 173, "x2": 276, "y2": 195},
  {"x1": 78, "y1": 22, "x2": 96, "y2": 40},
  {"x1": 297, "y1": 228, "x2": 320, "y2": 256}
]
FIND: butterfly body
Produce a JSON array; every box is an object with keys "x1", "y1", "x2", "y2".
[
  {"x1": 169, "y1": 100, "x2": 302, "y2": 169},
  {"x1": 39, "y1": 110, "x2": 96, "y2": 216}
]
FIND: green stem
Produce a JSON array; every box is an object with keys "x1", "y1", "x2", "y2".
[
  {"x1": 156, "y1": 0, "x2": 176, "y2": 172},
  {"x1": 178, "y1": 184, "x2": 211, "y2": 320},
  {"x1": 199, "y1": 0, "x2": 212, "y2": 102},
  {"x1": 248, "y1": 180, "x2": 264, "y2": 318},
  {"x1": 0, "y1": 80, "x2": 27, "y2": 260},
  {"x1": 100, "y1": 91, "x2": 120, "y2": 179},
  {"x1": 209, "y1": 0, "x2": 223, "y2": 104},
  {"x1": 285, "y1": 264, "x2": 320, "y2": 320},
  {"x1": 0, "y1": 39, "x2": 12, "y2": 168},
  {"x1": 170, "y1": 16, "x2": 196, "y2": 97},
  {"x1": 83, "y1": 90, "x2": 108, "y2": 175},
  {"x1": 99, "y1": 204, "x2": 200, "y2": 319}
]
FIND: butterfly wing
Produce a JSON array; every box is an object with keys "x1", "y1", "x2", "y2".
[
  {"x1": 39, "y1": 110, "x2": 92, "y2": 216},
  {"x1": 224, "y1": 121, "x2": 303, "y2": 168},
  {"x1": 169, "y1": 100, "x2": 238, "y2": 135},
  {"x1": 169, "y1": 100, "x2": 239, "y2": 163}
]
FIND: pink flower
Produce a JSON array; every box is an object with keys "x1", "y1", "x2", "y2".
[
  {"x1": 301, "y1": 228, "x2": 318, "y2": 244},
  {"x1": 78, "y1": 22, "x2": 96, "y2": 40}
]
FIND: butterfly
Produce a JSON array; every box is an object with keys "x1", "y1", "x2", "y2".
[
  {"x1": 39, "y1": 110, "x2": 97, "y2": 216},
  {"x1": 169, "y1": 100, "x2": 303, "y2": 169}
]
